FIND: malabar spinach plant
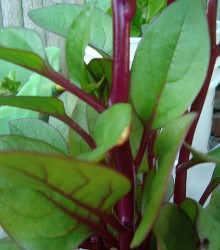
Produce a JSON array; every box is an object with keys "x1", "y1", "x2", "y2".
[{"x1": 0, "y1": 0, "x2": 219, "y2": 249}]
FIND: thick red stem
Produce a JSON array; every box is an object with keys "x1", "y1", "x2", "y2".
[
  {"x1": 109, "y1": 1, "x2": 136, "y2": 248},
  {"x1": 108, "y1": 0, "x2": 136, "y2": 105}
]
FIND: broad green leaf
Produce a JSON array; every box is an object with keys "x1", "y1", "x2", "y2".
[
  {"x1": 131, "y1": 113, "x2": 195, "y2": 248},
  {"x1": 0, "y1": 152, "x2": 131, "y2": 211},
  {"x1": 146, "y1": 0, "x2": 166, "y2": 23},
  {"x1": 0, "y1": 135, "x2": 65, "y2": 155},
  {"x1": 0, "y1": 151, "x2": 131, "y2": 250},
  {"x1": 0, "y1": 96, "x2": 66, "y2": 116},
  {"x1": 79, "y1": 103, "x2": 132, "y2": 162},
  {"x1": 0, "y1": 28, "x2": 49, "y2": 73},
  {"x1": 29, "y1": 4, "x2": 113, "y2": 56},
  {"x1": 9, "y1": 119, "x2": 69, "y2": 156},
  {"x1": 0, "y1": 237, "x2": 22, "y2": 250},
  {"x1": 66, "y1": 5, "x2": 93, "y2": 87},
  {"x1": 131, "y1": 0, "x2": 209, "y2": 129},
  {"x1": 154, "y1": 203, "x2": 198, "y2": 250},
  {"x1": 0, "y1": 180, "x2": 91, "y2": 250}
]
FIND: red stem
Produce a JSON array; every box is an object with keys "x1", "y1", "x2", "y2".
[
  {"x1": 174, "y1": 0, "x2": 218, "y2": 204},
  {"x1": 46, "y1": 68, "x2": 105, "y2": 113},
  {"x1": 199, "y1": 180, "x2": 219, "y2": 206},
  {"x1": 134, "y1": 124, "x2": 151, "y2": 170},
  {"x1": 113, "y1": 142, "x2": 136, "y2": 249},
  {"x1": 108, "y1": 0, "x2": 136, "y2": 106},
  {"x1": 59, "y1": 115, "x2": 96, "y2": 149},
  {"x1": 108, "y1": 1, "x2": 136, "y2": 248},
  {"x1": 167, "y1": 0, "x2": 175, "y2": 5}
]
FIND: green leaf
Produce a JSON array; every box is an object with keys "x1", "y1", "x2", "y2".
[
  {"x1": 187, "y1": 144, "x2": 220, "y2": 164},
  {"x1": 29, "y1": 4, "x2": 113, "y2": 56},
  {"x1": 68, "y1": 95, "x2": 92, "y2": 157},
  {"x1": 0, "y1": 181, "x2": 91, "y2": 250},
  {"x1": 9, "y1": 118, "x2": 69, "y2": 156},
  {"x1": 0, "y1": 151, "x2": 131, "y2": 250},
  {"x1": 146, "y1": 0, "x2": 166, "y2": 23},
  {"x1": 86, "y1": 59, "x2": 112, "y2": 104},
  {"x1": 131, "y1": 0, "x2": 209, "y2": 129},
  {"x1": 131, "y1": 113, "x2": 195, "y2": 248},
  {"x1": 0, "y1": 96, "x2": 66, "y2": 117},
  {"x1": 196, "y1": 188, "x2": 220, "y2": 250},
  {"x1": 154, "y1": 203, "x2": 198, "y2": 250},
  {"x1": 130, "y1": 112, "x2": 148, "y2": 173},
  {"x1": 66, "y1": 5, "x2": 94, "y2": 87},
  {"x1": 180, "y1": 198, "x2": 199, "y2": 224},
  {"x1": 0, "y1": 135, "x2": 65, "y2": 155},
  {"x1": 79, "y1": 103, "x2": 132, "y2": 162},
  {"x1": 49, "y1": 92, "x2": 95, "y2": 158},
  {"x1": 0, "y1": 28, "x2": 49, "y2": 73},
  {"x1": 0, "y1": 237, "x2": 21, "y2": 250},
  {"x1": 87, "y1": 0, "x2": 111, "y2": 12}
]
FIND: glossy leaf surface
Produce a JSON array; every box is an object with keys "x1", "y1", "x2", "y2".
[
  {"x1": 131, "y1": 113, "x2": 195, "y2": 248},
  {"x1": 29, "y1": 4, "x2": 113, "y2": 56},
  {"x1": 9, "y1": 119, "x2": 69, "y2": 156},
  {"x1": 0, "y1": 151, "x2": 131, "y2": 250},
  {"x1": 131, "y1": 0, "x2": 209, "y2": 129}
]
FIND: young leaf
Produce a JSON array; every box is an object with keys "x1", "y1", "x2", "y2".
[
  {"x1": 131, "y1": 0, "x2": 209, "y2": 129},
  {"x1": 66, "y1": 5, "x2": 94, "y2": 88},
  {"x1": 0, "y1": 135, "x2": 65, "y2": 156},
  {"x1": 79, "y1": 103, "x2": 132, "y2": 162},
  {"x1": 29, "y1": 4, "x2": 113, "y2": 56},
  {"x1": 9, "y1": 118, "x2": 69, "y2": 156},
  {"x1": 0, "y1": 28, "x2": 49, "y2": 74},
  {"x1": 131, "y1": 113, "x2": 195, "y2": 248},
  {"x1": 154, "y1": 203, "x2": 198, "y2": 250},
  {"x1": 0, "y1": 151, "x2": 131, "y2": 250}
]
